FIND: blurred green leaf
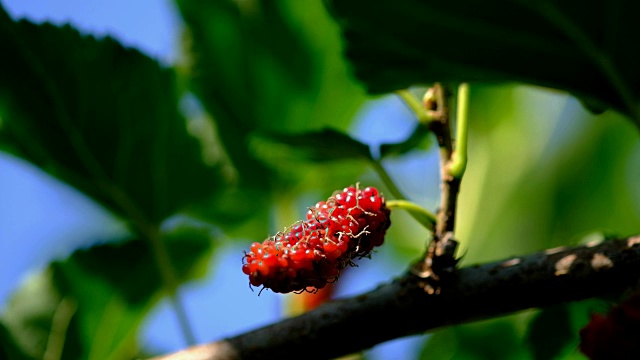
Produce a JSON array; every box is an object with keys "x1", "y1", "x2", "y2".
[
  {"x1": 0, "y1": 6, "x2": 221, "y2": 223},
  {"x1": 525, "y1": 304, "x2": 573, "y2": 360},
  {"x1": 2, "y1": 229, "x2": 214, "y2": 360},
  {"x1": 185, "y1": 187, "x2": 272, "y2": 241},
  {"x1": 454, "y1": 84, "x2": 640, "y2": 266},
  {"x1": 324, "y1": 0, "x2": 640, "y2": 126},
  {"x1": 417, "y1": 328, "x2": 458, "y2": 360},
  {"x1": 1, "y1": 270, "x2": 82, "y2": 360},
  {"x1": 175, "y1": 0, "x2": 370, "y2": 191},
  {"x1": 419, "y1": 315, "x2": 529, "y2": 360},
  {"x1": 525, "y1": 299, "x2": 610, "y2": 360},
  {"x1": 0, "y1": 320, "x2": 35, "y2": 360},
  {"x1": 545, "y1": 113, "x2": 640, "y2": 243},
  {"x1": 379, "y1": 123, "x2": 431, "y2": 159},
  {"x1": 254, "y1": 128, "x2": 372, "y2": 162}
]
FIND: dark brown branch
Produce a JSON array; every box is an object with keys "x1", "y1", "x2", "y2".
[
  {"x1": 414, "y1": 83, "x2": 461, "y2": 286},
  {"x1": 428, "y1": 83, "x2": 455, "y2": 236},
  {"x1": 150, "y1": 235, "x2": 640, "y2": 360}
]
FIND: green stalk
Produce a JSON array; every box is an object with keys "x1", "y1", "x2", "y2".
[
  {"x1": 395, "y1": 89, "x2": 434, "y2": 124},
  {"x1": 449, "y1": 83, "x2": 469, "y2": 179},
  {"x1": 43, "y1": 297, "x2": 77, "y2": 360},
  {"x1": 370, "y1": 159, "x2": 436, "y2": 232},
  {"x1": 147, "y1": 226, "x2": 197, "y2": 346},
  {"x1": 102, "y1": 182, "x2": 197, "y2": 346},
  {"x1": 370, "y1": 158, "x2": 407, "y2": 201},
  {"x1": 387, "y1": 199, "x2": 436, "y2": 231}
]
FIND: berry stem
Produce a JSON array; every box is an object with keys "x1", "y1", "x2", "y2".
[{"x1": 386, "y1": 199, "x2": 436, "y2": 231}]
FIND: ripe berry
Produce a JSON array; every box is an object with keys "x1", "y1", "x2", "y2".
[
  {"x1": 579, "y1": 290, "x2": 640, "y2": 359},
  {"x1": 242, "y1": 184, "x2": 391, "y2": 294}
]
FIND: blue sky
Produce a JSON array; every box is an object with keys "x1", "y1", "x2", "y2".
[{"x1": 0, "y1": 0, "x2": 428, "y2": 358}]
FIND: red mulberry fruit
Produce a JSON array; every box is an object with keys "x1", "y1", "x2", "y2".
[
  {"x1": 579, "y1": 290, "x2": 640, "y2": 359},
  {"x1": 242, "y1": 185, "x2": 391, "y2": 294}
]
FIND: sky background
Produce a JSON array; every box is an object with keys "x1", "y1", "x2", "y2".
[{"x1": 0, "y1": 0, "x2": 428, "y2": 358}]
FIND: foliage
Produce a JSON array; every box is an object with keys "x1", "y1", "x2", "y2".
[
  {"x1": 324, "y1": 0, "x2": 640, "y2": 127},
  {"x1": 0, "y1": 0, "x2": 639, "y2": 359}
]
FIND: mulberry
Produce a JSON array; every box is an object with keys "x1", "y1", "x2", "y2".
[{"x1": 242, "y1": 185, "x2": 391, "y2": 294}]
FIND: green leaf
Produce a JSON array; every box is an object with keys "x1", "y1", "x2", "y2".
[
  {"x1": 525, "y1": 299, "x2": 611, "y2": 359},
  {"x1": 0, "y1": 6, "x2": 222, "y2": 223},
  {"x1": 2, "y1": 231, "x2": 214, "y2": 360},
  {"x1": 0, "y1": 270, "x2": 82, "y2": 360},
  {"x1": 185, "y1": 188, "x2": 271, "y2": 241},
  {"x1": 525, "y1": 304, "x2": 573, "y2": 360},
  {"x1": 0, "y1": 321, "x2": 35, "y2": 360},
  {"x1": 419, "y1": 315, "x2": 529, "y2": 360},
  {"x1": 324, "y1": 0, "x2": 640, "y2": 126},
  {"x1": 379, "y1": 123, "x2": 431, "y2": 159},
  {"x1": 254, "y1": 128, "x2": 372, "y2": 163},
  {"x1": 417, "y1": 328, "x2": 458, "y2": 360},
  {"x1": 175, "y1": 0, "x2": 370, "y2": 190}
]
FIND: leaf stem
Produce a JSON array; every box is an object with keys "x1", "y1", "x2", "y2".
[
  {"x1": 370, "y1": 158, "x2": 437, "y2": 232},
  {"x1": 369, "y1": 158, "x2": 407, "y2": 200},
  {"x1": 147, "y1": 226, "x2": 197, "y2": 346},
  {"x1": 386, "y1": 199, "x2": 436, "y2": 231},
  {"x1": 449, "y1": 83, "x2": 469, "y2": 179},
  {"x1": 102, "y1": 184, "x2": 197, "y2": 346},
  {"x1": 170, "y1": 294, "x2": 197, "y2": 346},
  {"x1": 395, "y1": 89, "x2": 434, "y2": 124},
  {"x1": 43, "y1": 297, "x2": 77, "y2": 360},
  {"x1": 100, "y1": 183, "x2": 197, "y2": 346}
]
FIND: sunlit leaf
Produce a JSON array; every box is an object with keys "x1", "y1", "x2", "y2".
[
  {"x1": 0, "y1": 6, "x2": 222, "y2": 223},
  {"x1": 324, "y1": 0, "x2": 640, "y2": 126},
  {"x1": 0, "y1": 321, "x2": 32, "y2": 360},
  {"x1": 1, "y1": 270, "x2": 82, "y2": 360},
  {"x1": 175, "y1": 0, "x2": 370, "y2": 190}
]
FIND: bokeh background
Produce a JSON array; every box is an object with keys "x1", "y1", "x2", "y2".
[{"x1": 1, "y1": 1, "x2": 639, "y2": 359}]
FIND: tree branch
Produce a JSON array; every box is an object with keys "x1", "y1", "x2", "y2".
[
  {"x1": 150, "y1": 235, "x2": 640, "y2": 360},
  {"x1": 412, "y1": 83, "x2": 461, "y2": 289}
]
